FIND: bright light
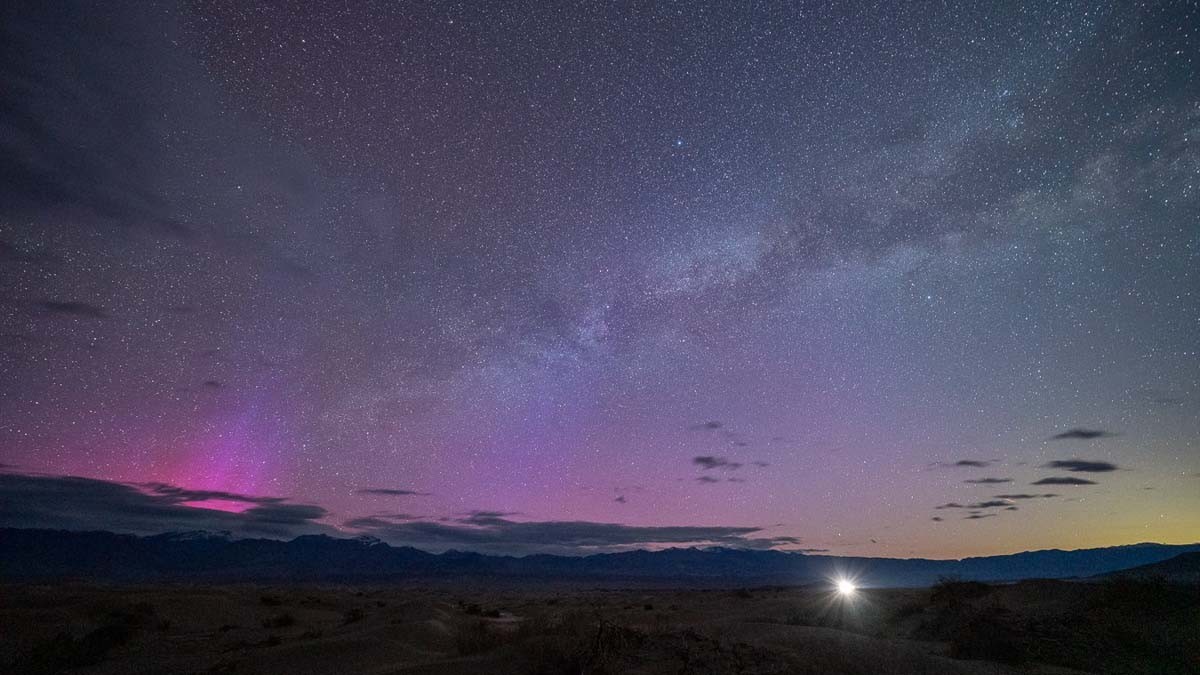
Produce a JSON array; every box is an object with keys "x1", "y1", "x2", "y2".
[{"x1": 836, "y1": 579, "x2": 857, "y2": 596}]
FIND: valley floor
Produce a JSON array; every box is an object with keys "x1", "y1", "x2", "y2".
[{"x1": 2, "y1": 579, "x2": 1195, "y2": 674}]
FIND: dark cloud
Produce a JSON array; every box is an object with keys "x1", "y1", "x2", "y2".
[
  {"x1": 963, "y1": 477, "x2": 1012, "y2": 484},
  {"x1": 0, "y1": 472, "x2": 330, "y2": 538},
  {"x1": 456, "y1": 511, "x2": 520, "y2": 525},
  {"x1": 613, "y1": 495, "x2": 626, "y2": 503},
  {"x1": 696, "y1": 476, "x2": 721, "y2": 484},
  {"x1": 931, "y1": 516, "x2": 944, "y2": 522},
  {"x1": 35, "y1": 300, "x2": 107, "y2": 319},
  {"x1": 345, "y1": 512, "x2": 800, "y2": 555},
  {"x1": 0, "y1": 239, "x2": 47, "y2": 263},
  {"x1": 140, "y1": 483, "x2": 283, "y2": 505},
  {"x1": 1032, "y1": 477, "x2": 1098, "y2": 486},
  {"x1": 1050, "y1": 429, "x2": 1116, "y2": 440},
  {"x1": 932, "y1": 459, "x2": 993, "y2": 468},
  {"x1": 240, "y1": 503, "x2": 327, "y2": 525},
  {"x1": 968, "y1": 500, "x2": 1013, "y2": 509},
  {"x1": 939, "y1": 500, "x2": 1014, "y2": 510},
  {"x1": 202, "y1": 380, "x2": 223, "y2": 389},
  {"x1": 726, "y1": 477, "x2": 746, "y2": 483},
  {"x1": 1042, "y1": 459, "x2": 1119, "y2": 473},
  {"x1": 0, "y1": 0, "x2": 194, "y2": 239},
  {"x1": 689, "y1": 421, "x2": 723, "y2": 431},
  {"x1": 964, "y1": 514, "x2": 996, "y2": 520},
  {"x1": 752, "y1": 461, "x2": 770, "y2": 467},
  {"x1": 355, "y1": 488, "x2": 432, "y2": 497},
  {"x1": 1004, "y1": 506, "x2": 1018, "y2": 511},
  {"x1": 993, "y1": 493, "x2": 1058, "y2": 500},
  {"x1": 692, "y1": 455, "x2": 742, "y2": 471}
]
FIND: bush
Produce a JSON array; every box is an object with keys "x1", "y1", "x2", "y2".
[
  {"x1": 11, "y1": 622, "x2": 136, "y2": 673},
  {"x1": 930, "y1": 578, "x2": 992, "y2": 606},
  {"x1": 947, "y1": 607, "x2": 1027, "y2": 665},
  {"x1": 261, "y1": 613, "x2": 295, "y2": 629},
  {"x1": 454, "y1": 619, "x2": 509, "y2": 655}
]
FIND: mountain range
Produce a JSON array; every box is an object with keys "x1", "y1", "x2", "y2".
[{"x1": 2, "y1": 528, "x2": 1197, "y2": 587}]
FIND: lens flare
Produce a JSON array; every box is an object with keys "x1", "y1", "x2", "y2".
[{"x1": 836, "y1": 579, "x2": 856, "y2": 596}]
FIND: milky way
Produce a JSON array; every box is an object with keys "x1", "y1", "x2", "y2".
[{"x1": 1, "y1": 1, "x2": 1197, "y2": 557}]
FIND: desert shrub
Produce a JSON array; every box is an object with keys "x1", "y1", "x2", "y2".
[
  {"x1": 342, "y1": 607, "x2": 365, "y2": 624},
  {"x1": 890, "y1": 600, "x2": 924, "y2": 622},
  {"x1": 1097, "y1": 576, "x2": 1170, "y2": 607},
  {"x1": 11, "y1": 622, "x2": 136, "y2": 673},
  {"x1": 947, "y1": 606, "x2": 1027, "y2": 664},
  {"x1": 643, "y1": 603, "x2": 654, "y2": 611},
  {"x1": 260, "y1": 594, "x2": 283, "y2": 606},
  {"x1": 930, "y1": 577, "x2": 992, "y2": 606},
  {"x1": 463, "y1": 602, "x2": 483, "y2": 615},
  {"x1": 483, "y1": 608, "x2": 503, "y2": 618},
  {"x1": 261, "y1": 613, "x2": 295, "y2": 629},
  {"x1": 454, "y1": 619, "x2": 510, "y2": 655},
  {"x1": 512, "y1": 636, "x2": 586, "y2": 675},
  {"x1": 783, "y1": 612, "x2": 808, "y2": 626},
  {"x1": 733, "y1": 588, "x2": 753, "y2": 599}
]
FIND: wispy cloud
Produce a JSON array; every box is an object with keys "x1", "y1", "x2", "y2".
[
  {"x1": 35, "y1": 300, "x2": 108, "y2": 319},
  {"x1": 932, "y1": 459, "x2": 994, "y2": 468},
  {"x1": 1032, "y1": 477, "x2": 1097, "y2": 486},
  {"x1": 963, "y1": 477, "x2": 1012, "y2": 484},
  {"x1": 693, "y1": 455, "x2": 742, "y2": 471},
  {"x1": 1050, "y1": 429, "x2": 1116, "y2": 440},
  {"x1": 1041, "y1": 459, "x2": 1119, "y2": 473},
  {"x1": 356, "y1": 488, "x2": 432, "y2": 496}
]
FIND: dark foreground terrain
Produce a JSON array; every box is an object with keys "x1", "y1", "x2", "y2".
[{"x1": 2, "y1": 578, "x2": 1196, "y2": 675}]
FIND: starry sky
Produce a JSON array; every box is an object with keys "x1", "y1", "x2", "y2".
[{"x1": 1, "y1": 1, "x2": 1197, "y2": 558}]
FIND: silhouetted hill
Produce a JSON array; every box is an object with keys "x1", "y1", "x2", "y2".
[
  {"x1": 1098, "y1": 551, "x2": 1200, "y2": 584},
  {"x1": 2, "y1": 528, "x2": 1197, "y2": 586}
]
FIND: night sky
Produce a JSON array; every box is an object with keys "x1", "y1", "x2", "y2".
[{"x1": 2, "y1": 1, "x2": 1197, "y2": 558}]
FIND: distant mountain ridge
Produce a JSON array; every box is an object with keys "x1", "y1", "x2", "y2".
[{"x1": 2, "y1": 528, "x2": 1198, "y2": 587}]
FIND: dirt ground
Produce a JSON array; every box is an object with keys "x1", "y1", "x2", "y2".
[{"x1": 2, "y1": 579, "x2": 1194, "y2": 674}]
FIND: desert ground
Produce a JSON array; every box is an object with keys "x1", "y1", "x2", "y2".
[{"x1": 2, "y1": 578, "x2": 1195, "y2": 674}]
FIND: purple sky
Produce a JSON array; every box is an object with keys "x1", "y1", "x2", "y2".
[{"x1": 1, "y1": 1, "x2": 1197, "y2": 557}]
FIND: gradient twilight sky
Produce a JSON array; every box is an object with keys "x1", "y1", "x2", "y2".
[{"x1": 1, "y1": 1, "x2": 1197, "y2": 558}]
